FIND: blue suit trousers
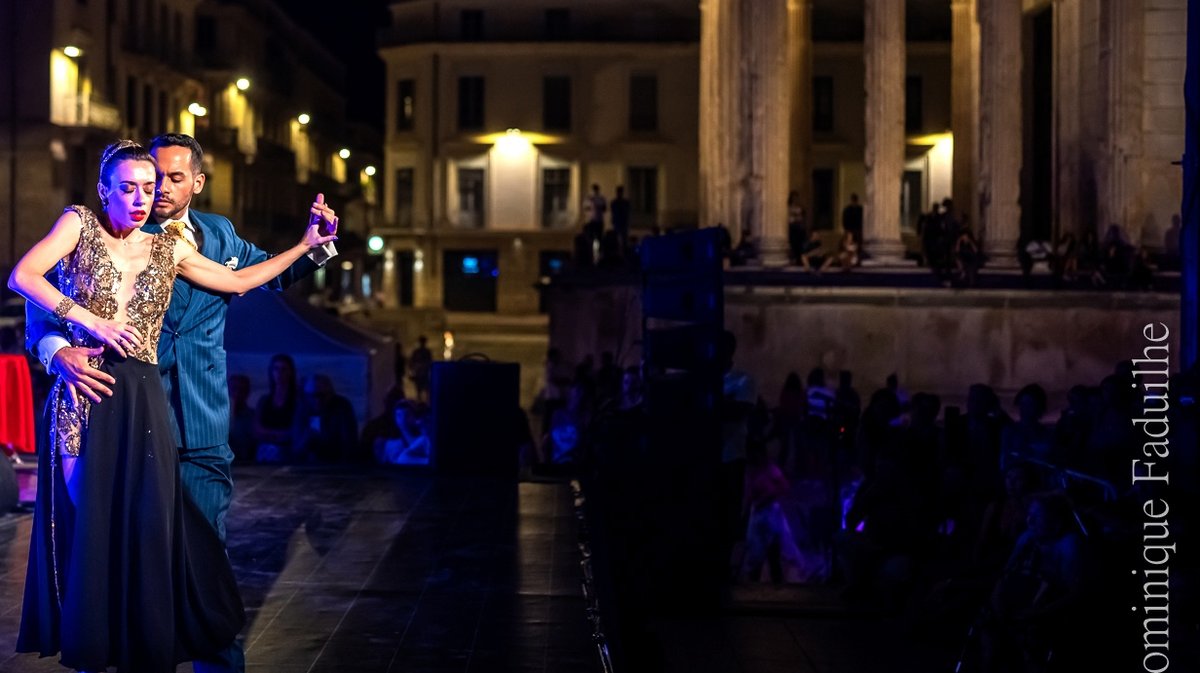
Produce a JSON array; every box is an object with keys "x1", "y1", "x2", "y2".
[{"x1": 180, "y1": 443, "x2": 246, "y2": 673}]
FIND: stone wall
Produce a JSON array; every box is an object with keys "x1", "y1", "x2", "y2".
[
  {"x1": 725, "y1": 287, "x2": 1180, "y2": 409},
  {"x1": 547, "y1": 281, "x2": 1182, "y2": 412}
]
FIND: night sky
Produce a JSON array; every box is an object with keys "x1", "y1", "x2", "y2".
[{"x1": 271, "y1": 0, "x2": 394, "y2": 134}]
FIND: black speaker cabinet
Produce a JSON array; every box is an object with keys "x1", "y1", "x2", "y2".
[
  {"x1": 430, "y1": 360, "x2": 521, "y2": 477},
  {"x1": 0, "y1": 454, "x2": 17, "y2": 514}
]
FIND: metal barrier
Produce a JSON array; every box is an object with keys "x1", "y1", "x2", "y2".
[
  {"x1": 571, "y1": 479, "x2": 616, "y2": 673},
  {"x1": 1005, "y1": 453, "x2": 1121, "y2": 538},
  {"x1": 1008, "y1": 454, "x2": 1119, "y2": 503}
]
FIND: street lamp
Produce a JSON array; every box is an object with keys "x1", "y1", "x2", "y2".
[
  {"x1": 235, "y1": 77, "x2": 250, "y2": 91},
  {"x1": 364, "y1": 165, "x2": 376, "y2": 177},
  {"x1": 63, "y1": 46, "x2": 82, "y2": 58},
  {"x1": 339, "y1": 148, "x2": 351, "y2": 159},
  {"x1": 297, "y1": 113, "x2": 311, "y2": 125},
  {"x1": 187, "y1": 102, "x2": 208, "y2": 117}
]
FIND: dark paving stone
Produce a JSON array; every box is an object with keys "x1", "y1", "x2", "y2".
[
  {"x1": 0, "y1": 466, "x2": 600, "y2": 673},
  {"x1": 0, "y1": 464, "x2": 985, "y2": 673},
  {"x1": 466, "y1": 650, "x2": 546, "y2": 673},
  {"x1": 0, "y1": 653, "x2": 65, "y2": 673},
  {"x1": 387, "y1": 646, "x2": 471, "y2": 673}
]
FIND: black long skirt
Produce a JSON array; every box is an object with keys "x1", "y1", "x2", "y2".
[{"x1": 17, "y1": 356, "x2": 245, "y2": 673}]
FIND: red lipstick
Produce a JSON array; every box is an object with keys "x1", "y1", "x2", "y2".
[{"x1": 131, "y1": 211, "x2": 147, "y2": 222}]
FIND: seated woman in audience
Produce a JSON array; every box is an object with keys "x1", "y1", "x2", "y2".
[
  {"x1": 835, "y1": 230, "x2": 859, "y2": 271},
  {"x1": 253, "y1": 353, "x2": 298, "y2": 462},
  {"x1": 953, "y1": 227, "x2": 982, "y2": 287},
  {"x1": 799, "y1": 231, "x2": 832, "y2": 274},
  {"x1": 1051, "y1": 232, "x2": 1078, "y2": 282},
  {"x1": 375, "y1": 399, "x2": 430, "y2": 466}
]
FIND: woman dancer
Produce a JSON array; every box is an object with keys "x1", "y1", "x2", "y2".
[{"x1": 8, "y1": 140, "x2": 337, "y2": 673}]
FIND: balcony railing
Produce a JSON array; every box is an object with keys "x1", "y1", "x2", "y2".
[
  {"x1": 51, "y1": 95, "x2": 122, "y2": 131},
  {"x1": 378, "y1": 6, "x2": 698, "y2": 47}
]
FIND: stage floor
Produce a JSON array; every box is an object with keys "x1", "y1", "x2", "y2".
[
  {"x1": 0, "y1": 465, "x2": 601, "y2": 673},
  {"x1": 0, "y1": 464, "x2": 969, "y2": 673}
]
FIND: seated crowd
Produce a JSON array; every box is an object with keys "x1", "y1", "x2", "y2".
[
  {"x1": 227, "y1": 352, "x2": 433, "y2": 466},
  {"x1": 534, "y1": 339, "x2": 1199, "y2": 672}
]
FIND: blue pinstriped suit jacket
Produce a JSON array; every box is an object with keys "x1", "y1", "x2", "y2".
[{"x1": 26, "y1": 208, "x2": 317, "y2": 450}]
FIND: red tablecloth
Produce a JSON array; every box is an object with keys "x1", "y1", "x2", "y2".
[{"x1": 0, "y1": 354, "x2": 36, "y2": 454}]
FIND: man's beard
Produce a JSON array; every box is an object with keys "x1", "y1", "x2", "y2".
[{"x1": 152, "y1": 198, "x2": 188, "y2": 223}]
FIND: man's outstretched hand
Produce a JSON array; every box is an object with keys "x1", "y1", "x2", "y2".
[{"x1": 49, "y1": 346, "x2": 113, "y2": 409}]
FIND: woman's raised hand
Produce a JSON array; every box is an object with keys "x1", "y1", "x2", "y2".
[
  {"x1": 302, "y1": 223, "x2": 338, "y2": 249},
  {"x1": 83, "y1": 318, "x2": 143, "y2": 358},
  {"x1": 302, "y1": 193, "x2": 338, "y2": 249}
]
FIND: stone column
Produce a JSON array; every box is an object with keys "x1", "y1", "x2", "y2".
[
  {"x1": 787, "y1": 0, "x2": 813, "y2": 211},
  {"x1": 977, "y1": 0, "x2": 1022, "y2": 262},
  {"x1": 950, "y1": 0, "x2": 980, "y2": 231},
  {"x1": 1099, "y1": 0, "x2": 1145, "y2": 243},
  {"x1": 699, "y1": 0, "x2": 791, "y2": 266},
  {"x1": 863, "y1": 0, "x2": 906, "y2": 261},
  {"x1": 1053, "y1": 0, "x2": 1082, "y2": 238},
  {"x1": 750, "y1": 0, "x2": 792, "y2": 265},
  {"x1": 699, "y1": 0, "x2": 739, "y2": 234}
]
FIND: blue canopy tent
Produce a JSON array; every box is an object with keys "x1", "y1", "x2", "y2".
[{"x1": 225, "y1": 290, "x2": 394, "y2": 423}]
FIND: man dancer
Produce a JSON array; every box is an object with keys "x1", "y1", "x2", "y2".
[{"x1": 26, "y1": 133, "x2": 337, "y2": 672}]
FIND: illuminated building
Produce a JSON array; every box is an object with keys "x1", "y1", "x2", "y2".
[
  {"x1": 377, "y1": 0, "x2": 1186, "y2": 313},
  {"x1": 0, "y1": 0, "x2": 377, "y2": 276}
]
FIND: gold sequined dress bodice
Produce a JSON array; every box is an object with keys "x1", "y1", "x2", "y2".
[
  {"x1": 51, "y1": 205, "x2": 178, "y2": 456},
  {"x1": 57, "y1": 205, "x2": 176, "y2": 362}
]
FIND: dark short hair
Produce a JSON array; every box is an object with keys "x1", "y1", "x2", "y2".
[
  {"x1": 148, "y1": 133, "x2": 204, "y2": 174},
  {"x1": 1015, "y1": 383, "x2": 1047, "y2": 416},
  {"x1": 807, "y1": 367, "x2": 825, "y2": 388},
  {"x1": 99, "y1": 140, "x2": 155, "y2": 186}
]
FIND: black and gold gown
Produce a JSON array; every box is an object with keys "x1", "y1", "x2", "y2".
[{"x1": 17, "y1": 206, "x2": 244, "y2": 672}]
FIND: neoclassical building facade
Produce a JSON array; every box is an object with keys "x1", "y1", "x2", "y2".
[{"x1": 375, "y1": 0, "x2": 1185, "y2": 313}]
